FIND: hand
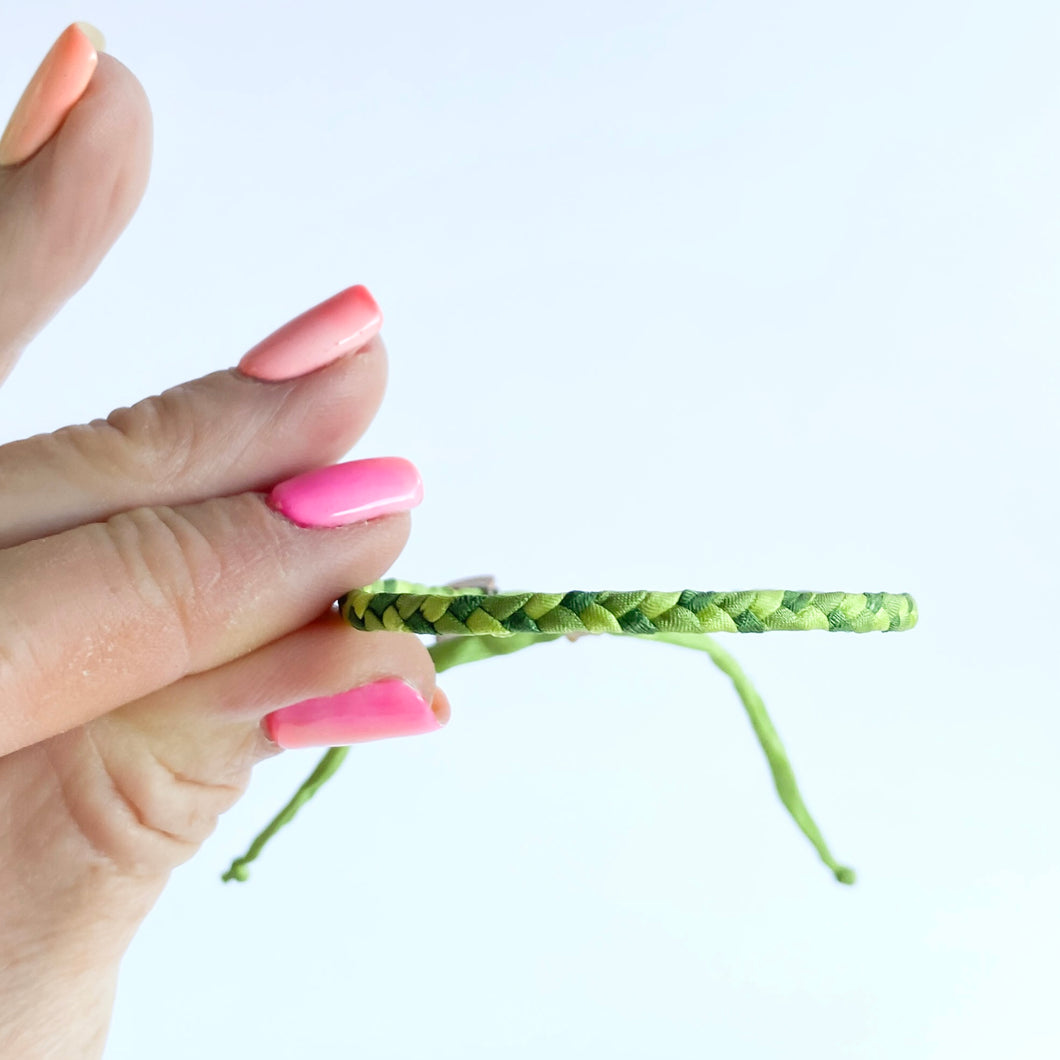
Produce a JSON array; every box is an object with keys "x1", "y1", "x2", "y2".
[{"x1": 0, "y1": 25, "x2": 448, "y2": 1057}]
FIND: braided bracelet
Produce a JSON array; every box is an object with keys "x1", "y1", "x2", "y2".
[
  {"x1": 223, "y1": 579, "x2": 918, "y2": 887},
  {"x1": 340, "y1": 582, "x2": 918, "y2": 636}
]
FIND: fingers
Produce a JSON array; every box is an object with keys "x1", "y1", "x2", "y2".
[
  {"x1": 0, "y1": 34, "x2": 152, "y2": 382},
  {"x1": 147, "y1": 607, "x2": 446, "y2": 757},
  {"x1": 0, "y1": 295, "x2": 388, "y2": 550},
  {"x1": 2, "y1": 614, "x2": 445, "y2": 894},
  {"x1": 0, "y1": 460, "x2": 423, "y2": 756},
  {"x1": 43, "y1": 611, "x2": 445, "y2": 876}
]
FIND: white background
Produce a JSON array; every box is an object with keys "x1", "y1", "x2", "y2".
[{"x1": 2, "y1": 1, "x2": 1058, "y2": 1057}]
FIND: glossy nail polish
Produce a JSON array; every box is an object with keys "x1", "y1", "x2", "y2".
[
  {"x1": 237, "y1": 285, "x2": 383, "y2": 381},
  {"x1": 0, "y1": 23, "x2": 104, "y2": 167},
  {"x1": 265, "y1": 678, "x2": 450, "y2": 749},
  {"x1": 267, "y1": 456, "x2": 423, "y2": 528}
]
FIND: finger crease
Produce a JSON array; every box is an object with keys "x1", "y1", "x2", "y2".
[
  {"x1": 84, "y1": 728, "x2": 192, "y2": 847},
  {"x1": 146, "y1": 747, "x2": 240, "y2": 798}
]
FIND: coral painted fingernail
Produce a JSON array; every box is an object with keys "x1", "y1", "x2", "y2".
[
  {"x1": 267, "y1": 456, "x2": 423, "y2": 528},
  {"x1": 237, "y1": 285, "x2": 383, "y2": 381},
  {"x1": 0, "y1": 23, "x2": 103, "y2": 167},
  {"x1": 265, "y1": 678, "x2": 450, "y2": 749}
]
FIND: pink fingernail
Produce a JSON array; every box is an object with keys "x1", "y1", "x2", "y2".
[
  {"x1": 237, "y1": 285, "x2": 383, "y2": 381},
  {"x1": 265, "y1": 679, "x2": 450, "y2": 749},
  {"x1": 267, "y1": 456, "x2": 423, "y2": 528}
]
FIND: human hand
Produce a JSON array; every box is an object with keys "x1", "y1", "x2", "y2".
[{"x1": 0, "y1": 25, "x2": 448, "y2": 1057}]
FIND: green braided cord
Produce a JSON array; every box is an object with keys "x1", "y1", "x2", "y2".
[
  {"x1": 338, "y1": 581, "x2": 918, "y2": 637},
  {"x1": 222, "y1": 628, "x2": 855, "y2": 885}
]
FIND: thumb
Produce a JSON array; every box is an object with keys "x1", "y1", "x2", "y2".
[{"x1": 0, "y1": 23, "x2": 152, "y2": 385}]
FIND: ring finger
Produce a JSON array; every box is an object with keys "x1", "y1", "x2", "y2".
[{"x1": 29, "y1": 608, "x2": 448, "y2": 877}]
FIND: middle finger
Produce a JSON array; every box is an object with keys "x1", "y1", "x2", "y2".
[{"x1": 0, "y1": 285, "x2": 388, "y2": 550}]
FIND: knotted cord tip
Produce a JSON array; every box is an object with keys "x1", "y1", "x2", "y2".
[{"x1": 222, "y1": 861, "x2": 250, "y2": 883}]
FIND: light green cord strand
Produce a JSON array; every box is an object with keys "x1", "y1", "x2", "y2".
[
  {"x1": 339, "y1": 581, "x2": 917, "y2": 636},
  {"x1": 649, "y1": 633, "x2": 855, "y2": 884},
  {"x1": 221, "y1": 746, "x2": 350, "y2": 882},
  {"x1": 222, "y1": 622, "x2": 861, "y2": 884},
  {"x1": 220, "y1": 636, "x2": 560, "y2": 883}
]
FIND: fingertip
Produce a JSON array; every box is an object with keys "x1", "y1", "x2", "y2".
[
  {"x1": 236, "y1": 285, "x2": 384, "y2": 382},
  {"x1": 0, "y1": 43, "x2": 153, "y2": 366},
  {"x1": 0, "y1": 23, "x2": 100, "y2": 168}
]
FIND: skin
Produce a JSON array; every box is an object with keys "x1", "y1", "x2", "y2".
[{"x1": 0, "y1": 51, "x2": 439, "y2": 1056}]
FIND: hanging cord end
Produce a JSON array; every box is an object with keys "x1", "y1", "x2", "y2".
[{"x1": 221, "y1": 860, "x2": 251, "y2": 883}]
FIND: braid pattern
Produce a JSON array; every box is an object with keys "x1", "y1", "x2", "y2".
[{"x1": 339, "y1": 581, "x2": 917, "y2": 636}]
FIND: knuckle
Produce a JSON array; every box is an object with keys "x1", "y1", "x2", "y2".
[
  {"x1": 64, "y1": 727, "x2": 223, "y2": 875},
  {"x1": 47, "y1": 389, "x2": 199, "y2": 493},
  {"x1": 128, "y1": 763, "x2": 232, "y2": 850},
  {"x1": 46, "y1": 388, "x2": 192, "y2": 496},
  {"x1": 101, "y1": 388, "x2": 199, "y2": 488},
  {"x1": 99, "y1": 504, "x2": 225, "y2": 659}
]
